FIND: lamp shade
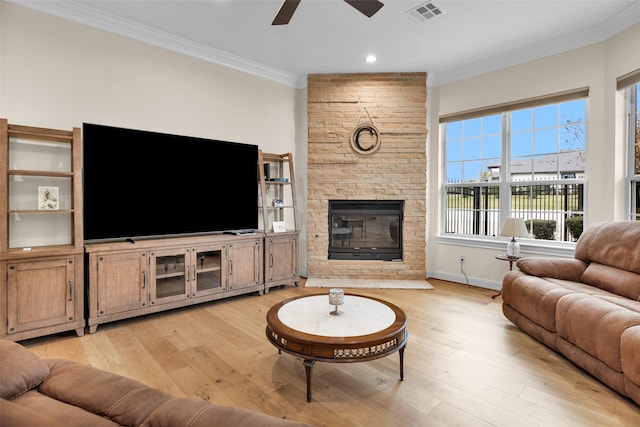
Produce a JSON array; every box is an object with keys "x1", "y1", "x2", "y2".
[{"x1": 500, "y1": 217, "x2": 529, "y2": 238}]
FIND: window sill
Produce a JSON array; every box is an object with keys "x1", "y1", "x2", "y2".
[{"x1": 434, "y1": 234, "x2": 576, "y2": 258}]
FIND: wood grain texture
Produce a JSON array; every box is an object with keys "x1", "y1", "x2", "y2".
[{"x1": 21, "y1": 279, "x2": 640, "y2": 426}]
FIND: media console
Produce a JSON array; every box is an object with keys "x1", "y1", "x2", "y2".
[{"x1": 84, "y1": 233, "x2": 265, "y2": 333}]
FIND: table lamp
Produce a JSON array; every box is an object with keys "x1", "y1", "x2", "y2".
[{"x1": 500, "y1": 217, "x2": 529, "y2": 258}]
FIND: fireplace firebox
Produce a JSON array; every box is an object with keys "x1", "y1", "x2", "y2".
[{"x1": 328, "y1": 200, "x2": 403, "y2": 260}]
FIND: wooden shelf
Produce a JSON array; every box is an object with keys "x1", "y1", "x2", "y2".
[{"x1": 258, "y1": 151, "x2": 299, "y2": 291}]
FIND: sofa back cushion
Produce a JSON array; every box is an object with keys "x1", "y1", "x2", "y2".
[
  {"x1": 0, "y1": 340, "x2": 49, "y2": 400},
  {"x1": 581, "y1": 263, "x2": 640, "y2": 301},
  {"x1": 575, "y1": 221, "x2": 640, "y2": 274}
]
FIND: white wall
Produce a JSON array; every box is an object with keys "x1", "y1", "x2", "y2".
[
  {"x1": 0, "y1": 2, "x2": 297, "y2": 151},
  {"x1": 427, "y1": 22, "x2": 640, "y2": 290}
]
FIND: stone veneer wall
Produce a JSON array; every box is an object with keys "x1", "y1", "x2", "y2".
[{"x1": 307, "y1": 73, "x2": 427, "y2": 280}]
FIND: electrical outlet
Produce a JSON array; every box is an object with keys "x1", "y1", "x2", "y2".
[{"x1": 459, "y1": 255, "x2": 465, "y2": 263}]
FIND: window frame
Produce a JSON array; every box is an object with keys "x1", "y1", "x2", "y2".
[
  {"x1": 626, "y1": 83, "x2": 640, "y2": 221},
  {"x1": 439, "y1": 89, "x2": 588, "y2": 252}
]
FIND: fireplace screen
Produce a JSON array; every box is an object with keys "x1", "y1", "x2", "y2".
[{"x1": 328, "y1": 200, "x2": 403, "y2": 260}]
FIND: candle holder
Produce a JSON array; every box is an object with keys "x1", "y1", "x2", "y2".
[{"x1": 328, "y1": 288, "x2": 345, "y2": 316}]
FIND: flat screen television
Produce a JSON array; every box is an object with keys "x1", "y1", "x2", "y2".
[{"x1": 83, "y1": 123, "x2": 258, "y2": 242}]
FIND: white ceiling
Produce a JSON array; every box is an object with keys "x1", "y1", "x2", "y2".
[{"x1": 10, "y1": 0, "x2": 640, "y2": 88}]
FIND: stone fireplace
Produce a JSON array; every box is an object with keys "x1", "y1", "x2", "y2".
[{"x1": 306, "y1": 73, "x2": 427, "y2": 280}]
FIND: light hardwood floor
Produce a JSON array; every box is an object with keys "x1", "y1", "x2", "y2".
[{"x1": 20, "y1": 279, "x2": 640, "y2": 426}]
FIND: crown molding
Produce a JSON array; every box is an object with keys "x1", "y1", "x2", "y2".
[
  {"x1": 9, "y1": 0, "x2": 305, "y2": 88},
  {"x1": 10, "y1": 0, "x2": 640, "y2": 90},
  {"x1": 429, "y1": 2, "x2": 640, "y2": 87}
]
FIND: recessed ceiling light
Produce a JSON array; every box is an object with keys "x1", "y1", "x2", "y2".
[{"x1": 365, "y1": 55, "x2": 377, "y2": 63}]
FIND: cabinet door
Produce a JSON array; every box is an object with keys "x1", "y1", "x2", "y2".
[
  {"x1": 96, "y1": 252, "x2": 148, "y2": 316},
  {"x1": 228, "y1": 239, "x2": 262, "y2": 291},
  {"x1": 192, "y1": 244, "x2": 226, "y2": 297},
  {"x1": 6, "y1": 257, "x2": 76, "y2": 334},
  {"x1": 149, "y1": 247, "x2": 189, "y2": 306},
  {"x1": 266, "y1": 234, "x2": 298, "y2": 285}
]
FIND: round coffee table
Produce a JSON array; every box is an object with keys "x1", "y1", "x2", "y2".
[{"x1": 265, "y1": 293, "x2": 408, "y2": 402}]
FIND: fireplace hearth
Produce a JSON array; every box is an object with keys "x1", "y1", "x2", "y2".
[{"x1": 328, "y1": 200, "x2": 403, "y2": 261}]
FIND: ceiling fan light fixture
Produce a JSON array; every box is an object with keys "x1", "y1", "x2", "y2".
[
  {"x1": 272, "y1": 0, "x2": 384, "y2": 25},
  {"x1": 344, "y1": 0, "x2": 384, "y2": 18}
]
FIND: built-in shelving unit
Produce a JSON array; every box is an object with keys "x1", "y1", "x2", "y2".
[{"x1": 0, "y1": 118, "x2": 85, "y2": 341}]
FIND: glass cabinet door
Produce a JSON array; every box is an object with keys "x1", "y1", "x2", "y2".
[
  {"x1": 193, "y1": 245, "x2": 226, "y2": 296},
  {"x1": 150, "y1": 248, "x2": 189, "y2": 305}
]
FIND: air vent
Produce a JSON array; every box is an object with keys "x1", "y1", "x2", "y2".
[{"x1": 406, "y1": 1, "x2": 444, "y2": 22}]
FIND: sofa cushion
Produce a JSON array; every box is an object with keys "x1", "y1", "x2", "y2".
[
  {"x1": 621, "y1": 326, "x2": 640, "y2": 388},
  {"x1": 502, "y1": 272, "x2": 580, "y2": 332},
  {"x1": 0, "y1": 340, "x2": 49, "y2": 400},
  {"x1": 574, "y1": 221, "x2": 640, "y2": 274},
  {"x1": 581, "y1": 262, "x2": 640, "y2": 300},
  {"x1": 556, "y1": 294, "x2": 640, "y2": 372},
  {"x1": 1, "y1": 397, "x2": 69, "y2": 427}
]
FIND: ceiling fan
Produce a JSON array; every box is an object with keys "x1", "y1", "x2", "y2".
[{"x1": 272, "y1": 0, "x2": 384, "y2": 25}]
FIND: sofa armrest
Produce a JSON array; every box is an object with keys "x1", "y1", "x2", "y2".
[
  {"x1": 516, "y1": 257, "x2": 587, "y2": 281},
  {"x1": 41, "y1": 359, "x2": 173, "y2": 427}
]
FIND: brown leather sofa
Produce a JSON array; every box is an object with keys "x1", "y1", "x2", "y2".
[
  {"x1": 502, "y1": 221, "x2": 640, "y2": 406},
  {"x1": 0, "y1": 339, "x2": 313, "y2": 427}
]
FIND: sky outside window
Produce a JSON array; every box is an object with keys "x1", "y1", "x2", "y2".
[
  {"x1": 445, "y1": 99, "x2": 585, "y2": 183},
  {"x1": 445, "y1": 114, "x2": 501, "y2": 183}
]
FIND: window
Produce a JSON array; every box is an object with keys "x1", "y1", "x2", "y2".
[
  {"x1": 629, "y1": 83, "x2": 640, "y2": 221},
  {"x1": 442, "y1": 92, "x2": 587, "y2": 242}
]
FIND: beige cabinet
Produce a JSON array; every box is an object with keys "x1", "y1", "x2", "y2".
[
  {"x1": 86, "y1": 234, "x2": 263, "y2": 333},
  {"x1": 1, "y1": 119, "x2": 85, "y2": 340},
  {"x1": 3, "y1": 256, "x2": 84, "y2": 339},
  {"x1": 264, "y1": 232, "x2": 299, "y2": 293},
  {"x1": 228, "y1": 239, "x2": 263, "y2": 292},
  {"x1": 90, "y1": 251, "x2": 149, "y2": 325}
]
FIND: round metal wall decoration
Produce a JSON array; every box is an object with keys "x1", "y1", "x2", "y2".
[{"x1": 350, "y1": 107, "x2": 381, "y2": 155}]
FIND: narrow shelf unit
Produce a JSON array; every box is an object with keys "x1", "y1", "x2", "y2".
[{"x1": 257, "y1": 151, "x2": 299, "y2": 291}]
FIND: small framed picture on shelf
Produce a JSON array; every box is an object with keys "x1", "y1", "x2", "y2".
[
  {"x1": 38, "y1": 186, "x2": 59, "y2": 210},
  {"x1": 272, "y1": 221, "x2": 286, "y2": 233},
  {"x1": 273, "y1": 199, "x2": 284, "y2": 207}
]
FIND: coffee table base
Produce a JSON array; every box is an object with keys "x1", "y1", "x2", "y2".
[{"x1": 297, "y1": 347, "x2": 405, "y2": 402}]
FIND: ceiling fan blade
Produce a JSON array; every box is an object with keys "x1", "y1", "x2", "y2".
[
  {"x1": 272, "y1": 0, "x2": 301, "y2": 25},
  {"x1": 344, "y1": 0, "x2": 384, "y2": 18}
]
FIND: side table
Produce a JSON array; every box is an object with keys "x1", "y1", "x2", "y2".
[{"x1": 492, "y1": 255, "x2": 520, "y2": 299}]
